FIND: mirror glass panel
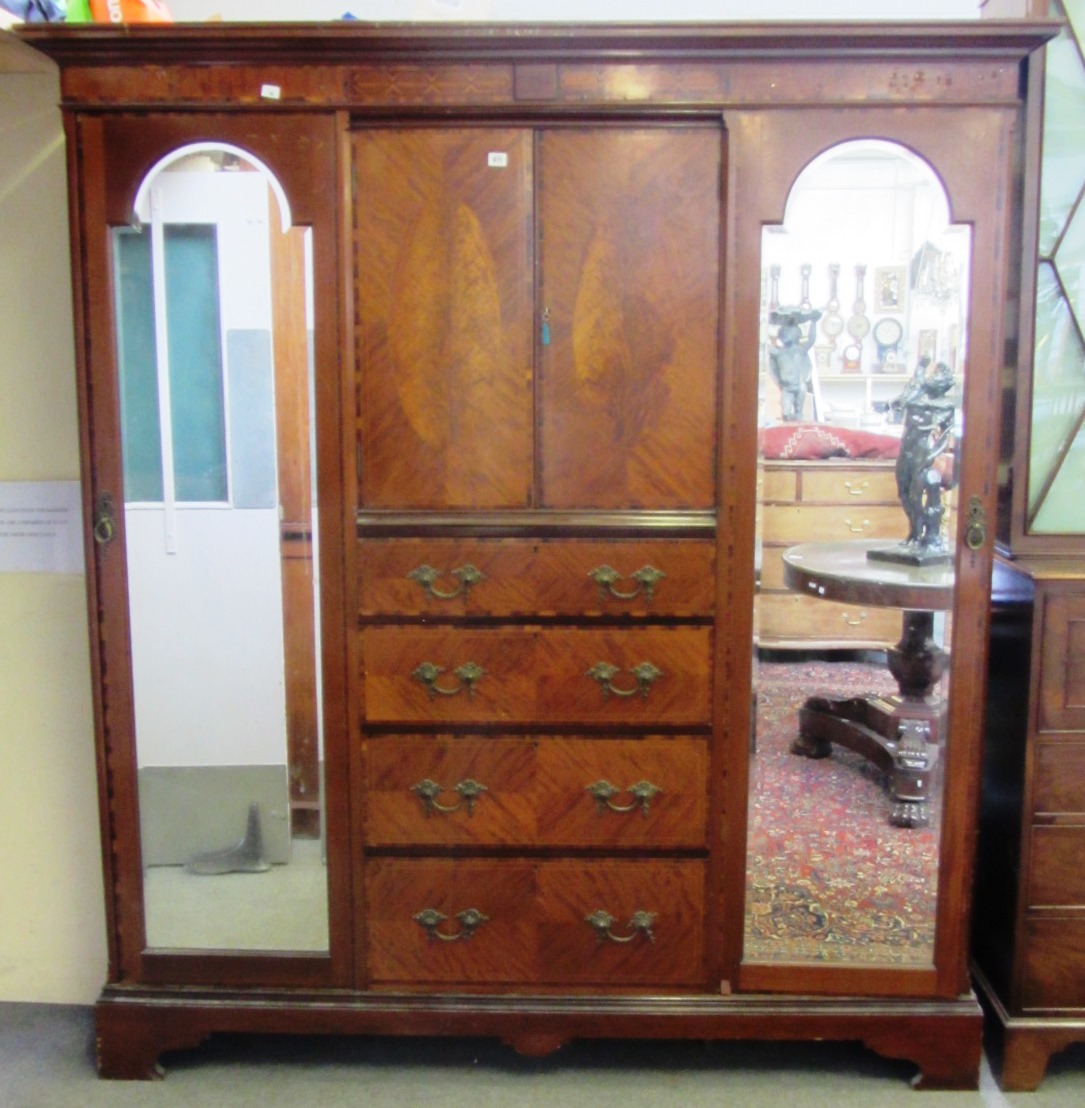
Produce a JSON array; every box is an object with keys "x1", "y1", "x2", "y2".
[
  {"x1": 112, "y1": 146, "x2": 328, "y2": 951},
  {"x1": 746, "y1": 141, "x2": 970, "y2": 968}
]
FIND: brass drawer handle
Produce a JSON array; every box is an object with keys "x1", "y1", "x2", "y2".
[
  {"x1": 841, "y1": 611, "x2": 867, "y2": 627},
  {"x1": 585, "y1": 909, "x2": 657, "y2": 945},
  {"x1": 411, "y1": 661, "x2": 485, "y2": 699},
  {"x1": 586, "y1": 661, "x2": 663, "y2": 700},
  {"x1": 586, "y1": 779, "x2": 662, "y2": 817},
  {"x1": 843, "y1": 480, "x2": 869, "y2": 496},
  {"x1": 410, "y1": 777, "x2": 488, "y2": 816},
  {"x1": 413, "y1": 907, "x2": 489, "y2": 942},
  {"x1": 407, "y1": 562, "x2": 485, "y2": 601},
  {"x1": 588, "y1": 564, "x2": 666, "y2": 603},
  {"x1": 844, "y1": 518, "x2": 871, "y2": 533}
]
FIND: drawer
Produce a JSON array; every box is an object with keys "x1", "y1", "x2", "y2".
[
  {"x1": 362, "y1": 626, "x2": 711, "y2": 726},
  {"x1": 761, "y1": 504, "x2": 905, "y2": 543},
  {"x1": 757, "y1": 592, "x2": 900, "y2": 647},
  {"x1": 1020, "y1": 916, "x2": 1085, "y2": 1011},
  {"x1": 1038, "y1": 592, "x2": 1085, "y2": 733},
  {"x1": 358, "y1": 538, "x2": 715, "y2": 618},
  {"x1": 363, "y1": 735, "x2": 709, "y2": 849},
  {"x1": 760, "y1": 467, "x2": 797, "y2": 502},
  {"x1": 1026, "y1": 825, "x2": 1085, "y2": 907},
  {"x1": 797, "y1": 467, "x2": 899, "y2": 504},
  {"x1": 1033, "y1": 741, "x2": 1085, "y2": 815},
  {"x1": 364, "y1": 858, "x2": 705, "y2": 986}
]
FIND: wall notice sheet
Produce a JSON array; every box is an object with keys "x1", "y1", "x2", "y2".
[{"x1": 0, "y1": 482, "x2": 84, "y2": 574}]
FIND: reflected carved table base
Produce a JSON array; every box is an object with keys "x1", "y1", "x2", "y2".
[{"x1": 790, "y1": 610, "x2": 946, "y2": 829}]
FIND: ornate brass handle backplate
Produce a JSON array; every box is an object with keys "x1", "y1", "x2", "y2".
[
  {"x1": 586, "y1": 779, "x2": 662, "y2": 817},
  {"x1": 93, "y1": 491, "x2": 116, "y2": 545},
  {"x1": 586, "y1": 661, "x2": 663, "y2": 700},
  {"x1": 410, "y1": 777, "x2": 488, "y2": 816},
  {"x1": 965, "y1": 496, "x2": 987, "y2": 551},
  {"x1": 407, "y1": 562, "x2": 485, "y2": 601},
  {"x1": 588, "y1": 564, "x2": 665, "y2": 602},
  {"x1": 585, "y1": 909, "x2": 657, "y2": 945},
  {"x1": 413, "y1": 907, "x2": 489, "y2": 942},
  {"x1": 411, "y1": 661, "x2": 485, "y2": 699}
]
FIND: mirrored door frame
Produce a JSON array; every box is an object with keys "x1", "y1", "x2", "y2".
[
  {"x1": 70, "y1": 111, "x2": 352, "y2": 989},
  {"x1": 717, "y1": 105, "x2": 1014, "y2": 1000}
]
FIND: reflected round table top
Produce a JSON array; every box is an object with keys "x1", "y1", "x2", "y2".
[{"x1": 782, "y1": 539, "x2": 955, "y2": 612}]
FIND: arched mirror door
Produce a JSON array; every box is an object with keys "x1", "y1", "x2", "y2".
[
  {"x1": 78, "y1": 112, "x2": 346, "y2": 983},
  {"x1": 745, "y1": 140, "x2": 970, "y2": 973},
  {"x1": 110, "y1": 144, "x2": 328, "y2": 953}
]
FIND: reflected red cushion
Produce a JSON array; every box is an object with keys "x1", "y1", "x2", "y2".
[{"x1": 759, "y1": 423, "x2": 901, "y2": 460}]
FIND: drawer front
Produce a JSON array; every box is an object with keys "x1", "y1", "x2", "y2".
[
  {"x1": 1038, "y1": 592, "x2": 1085, "y2": 733},
  {"x1": 364, "y1": 736, "x2": 709, "y2": 849},
  {"x1": 797, "y1": 467, "x2": 899, "y2": 504},
  {"x1": 760, "y1": 468, "x2": 798, "y2": 502},
  {"x1": 1033, "y1": 741, "x2": 1085, "y2": 815},
  {"x1": 365, "y1": 858, "x2": 705, "y2": 986},
  {"x1": 1020, "y1": 917, "x2": 1085, "y2": 1011},
  {"x1": 362, "y1": 626, "x2": 711, "y2": 726},
  {"x1": 358, "y1": 538, "x2": 715, "y2": 618},
  {"x1": 1027, "y1": 825, "x2": 1085, "y2": 907},
  {"x1": 757, "y1": 592, "x2": 900, "y2": 646},
  {"x1": 761, "y1": 504, "x2": 905, "y2": 543}
]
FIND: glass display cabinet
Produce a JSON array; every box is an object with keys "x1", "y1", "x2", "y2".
[{"x1": 20, "y1": 17, "x2": 1057, "y2": 1087}]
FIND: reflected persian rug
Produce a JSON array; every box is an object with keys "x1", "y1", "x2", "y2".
[{"x1": 744, "y1": 658, "x2": 940, "y2": 966}]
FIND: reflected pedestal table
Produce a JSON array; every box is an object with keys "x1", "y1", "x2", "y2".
[{"x1": 782, "y1": 540, "x2": 954, "y2": 828}]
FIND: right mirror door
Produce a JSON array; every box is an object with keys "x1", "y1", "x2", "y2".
[{"x1": 747, "y1": 140, "x2": 970, "y2": 970}]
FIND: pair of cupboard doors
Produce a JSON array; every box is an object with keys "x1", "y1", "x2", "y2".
[{"x1": 355, "y1": 125, "x2": 720, "y2": 513}]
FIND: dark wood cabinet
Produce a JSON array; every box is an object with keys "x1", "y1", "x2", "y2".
[
  {"x1": 21, "y1": 18, "x2": 1057, "y2": 1087},
  {"x1": 975, "y1": 561, "x2": 1085, "y2": 1089}
]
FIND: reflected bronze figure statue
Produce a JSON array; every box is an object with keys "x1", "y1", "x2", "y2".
[
  {"x1": 869, "y1": 356, "x2": 958, "y2": 566},
  {"x1": 768, "y1": 307, "x2": 822, "y2": 420}
]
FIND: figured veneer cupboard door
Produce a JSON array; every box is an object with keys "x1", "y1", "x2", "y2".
[
  {"x1": 537, "y1": 128, "x2": 720, "y2": 509},
  {"x1": 354, "y1": 125, "x2": 720, "y2": 511},
  {"x1": 355, "y1": 129, "x2": 535, "y2": 510}
]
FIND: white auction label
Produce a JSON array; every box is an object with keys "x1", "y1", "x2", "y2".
[{"x1": 0, "y1": 482, "x2": 84, "y2": 574}]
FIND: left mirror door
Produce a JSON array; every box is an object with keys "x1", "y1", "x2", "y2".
[{"x1": 110, "y1": 145, "x2": 328, "y2": 952}]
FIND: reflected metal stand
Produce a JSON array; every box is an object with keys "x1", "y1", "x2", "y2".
[{"x1": 782, "y1": 540, "x2": 955, "y2": 828}]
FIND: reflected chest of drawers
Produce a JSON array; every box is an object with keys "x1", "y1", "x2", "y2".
[{"x1": 759, "y1": 459, "x2": 905, "y2": 648}]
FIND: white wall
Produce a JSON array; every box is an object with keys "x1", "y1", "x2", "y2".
[
  {"x1": 0, "y1": 69, "x2": 107, "y2": 1004},
  {"x1": 0, "y1": 0, "x2": 1008, "y2": 1006}
]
